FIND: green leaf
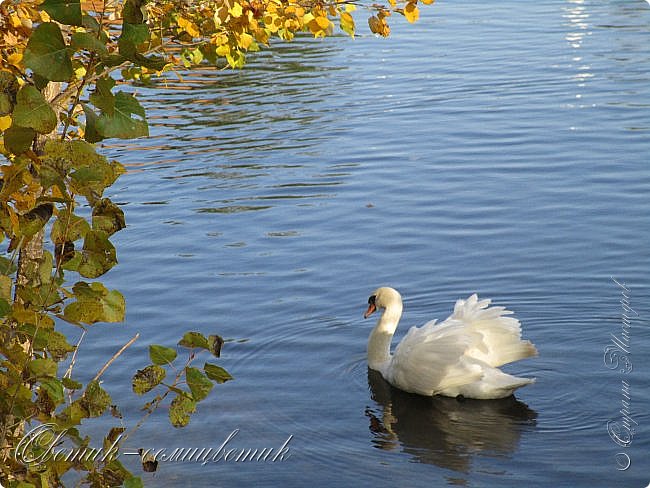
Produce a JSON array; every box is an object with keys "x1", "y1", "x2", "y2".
[
  {"x1": 24, "y1": 23, "x2": 73, "y2": 82},
  {"x1": 132, "y1": 52, "x2": 168, "y2": 71},
  {"x1": 0, "y1": 71, "x2": 18, "y2": 115},
  {"x1": 132, "y1": 365, "x2": 166, "y2": 394},
  {"x1": 0, "y1": 298, "x2": 11, "y2": 318},
  {"x1": 89, "y1": 77, "x2": 116, "y2": 114},
  {"x1": 103, "y1": 54, "x2": 130, "y2": 69},
  {"x1": 63, "y1": 300, "x2": 104, "y2": 324},
  {"x1": 37, "y1": 250, "x2": 54, "y2": 285},
  {"x1": 186, "y1": 366, "x2": 213, "y2": 401},
  {"x1": 38, "y1": 166, "x2": 68, "y2": 196},
  {"x1": 178, "y1": 331, "x2": 210, "y2": 350},
  {"x1": 123, "y1": 0, "x2": 147, "y2": 24},
  {"x1": 48, "y1": 330, "x2": 76, "y2": 360},
  {"x1": 82, "y1": 13, "x2": 101, "y2": 31},
  {"x1": 3, "y1": 125, "x2": 36, "y2": 154},
  {"x1": 28, "y1": 357, "x2": 58, "y2": 378},
  {"x1": 169, "y1": 394, "x2": 196, "y2": 428},
  {"x1": 41, "y1": 0, "x2": 83, "y2": 26},
  {"x1": 15, "y1": 322, "x2": 55, "y2": 354},
  {"x1": 51, "y1": 209, "x2": 90, "y2": 244},
  {"x1": 40, "y1": 139, "x2": 126, "y2": 201},
  {"x1": 72, "y1": 281, "x2": 102, "y2": 299},
  {"x1": 78, "y1": 230, "x2": 117, "y2": 279},
  {"x1": 204, "y1": 362, "x2": 233, "y2": 384},
  {"x1": 63, "y1": 281, "x2": 125, "y2": 324},
  {"x1": 0, "y1": 273, "x2": 14, "y2": 298},
  {"x1": 81, "y1": 380, "x2": 112, "y2": 417},
  {"x1": 61, "y1": 249, "x2": 82, "y2": 271},
  {"x1": 71, "y1": 32, "x2": 108, "y2": 55},
  {"x1": 116, "y1": 22, "x2": 167, "y2": 71},
  {"x1": 71, "y1": 165, "x2": 109, "y2": 189},
  {"x1": 33, "y1": 73, "x2": 50, "y2": 91},
  {"x1": 120, "y1": 22, "x2": 150, "y2": 46},
  {"x1": 96, "y1": 91, "x2": 148, "y2": 139},
  {"x1": 82, "y1": 104, "x2": 104, "y2": 143},
  {"x1": 40, "y1": 378, "x2": 65, "y2": 404},
  {"x1": 12, "y1": 85, "x2": 57, "y2": 134},
  {"x1": 123, "y1": 476, "x2": 145, "y2": 488},
  {"x1": 0, "y1": 93, "x2": 12, "y2": 115},
  {"x1": 58, "y1": 401, "x2": 86, "y2": 427},
  {"x1": 149, "y1": 344, "x2": 177, "y2": 365},
  {"x1": 92, "y1": 198, "x2": 126, "y2": 236},
  {"x1": 61, "y1": 377, "x2": 83, "y2": 390},
  {"x1": 102, "y1": 289, "x2": 126, "y2": 322}
]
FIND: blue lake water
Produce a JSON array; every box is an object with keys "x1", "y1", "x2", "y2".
[{"x1": 68, "y1": 0, "x2": 650, "y2": 486}]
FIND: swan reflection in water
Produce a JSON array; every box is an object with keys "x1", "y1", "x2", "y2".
[{"x1": 366, "y1": 369, "x2": 537, "y2": 473}]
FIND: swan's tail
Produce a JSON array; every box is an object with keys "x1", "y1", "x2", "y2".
[
  {"x1": 452, "y1": 294, "x2": 538, "y2": 368},
  {"x1": 461, "y1": 368, "x2": 536, "y2": 399}
]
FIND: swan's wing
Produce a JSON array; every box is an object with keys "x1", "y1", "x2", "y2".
[
  {"x1": 448, "y1": 294, "x2": 538, "y2": 367},
  {"x1": 388, "y1": 323, "x2": 484, "y2": 396},
  {"x1": 387, "y1": 295, "x2": 537, "y2": 396}
]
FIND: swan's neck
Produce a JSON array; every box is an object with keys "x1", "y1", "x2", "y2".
[{"x1": 368, "y1": 303, "x2": 402, "y2": 371}]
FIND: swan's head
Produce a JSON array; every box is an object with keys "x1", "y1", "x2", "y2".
[{"x1": 364, "y1": 287, "x2": 403, "y2": 319}]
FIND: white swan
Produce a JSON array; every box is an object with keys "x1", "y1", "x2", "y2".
[{"x1": 364, "y1": 287, "x2": 537, "y2": 400}]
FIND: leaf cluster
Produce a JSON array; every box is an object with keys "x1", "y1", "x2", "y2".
[{"x1": 134, "y1": 333, "x2": 232, "y2": 429}]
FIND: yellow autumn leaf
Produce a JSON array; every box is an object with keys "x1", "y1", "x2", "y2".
[
  {"x1": 404, "y1": 2, "x2": 419, "y2": 23},
  {"x1": 421, "y1": 0, "x2": 435, "y2": 4},
  {"x1": 9, "y1": 206, "x2": 19, "y2": 232},
  {"x1": 340, "y1": 11, "x2": 355, "y2": 37},
  {"x1": 315, "y1": 16, "x2": 330, "y2": 30},
  {"x1": 51, "y1": 185, "x2": 65, "y2": 200},
  {"x1": 211, "y1": 33, "x2": 228, "y2": 46},
  {"x1": 0, "y1": 115, "x2": 11, "y2": 132},
  {"x1": 178, "y1": 17, "x2": 201, "y2": 38},
  {"x1": 284, "y1": 19, "x2": 300, "y2": 30},
  {"x1": 216, "y1": 44, "x2": 231, "y2": 56},
  {"x1": 237, "y1": 32, "x2": 254, "y2": 50},
  {"x1": 368, "y1": 16, "x2": 381, "y2": 34},
  {"x1": 345, "y1": 4, "x2": 357, "y2": 12},
  {"x1": 303, "y1": 12, "x2": 315, "y2": 25},
  {"x1": 253, "y1": 27, "x2": 270, "y2": 45},
  {"x1": 10, "y1": 14, "x2": 22, "y2": 28},
  {"x1": 214, "y1": 6, "x2": 229, "y2": 25},
  {"x1": 7, "y1": 53, "x2": 22, "y2": 68},
  {"x1": 229, "y1": 2, "x2": 243, "y2": 18}
]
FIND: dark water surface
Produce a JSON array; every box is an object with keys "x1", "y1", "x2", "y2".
[{"x1": 73, "y1": 0, "x2": 650, "y2": 486}]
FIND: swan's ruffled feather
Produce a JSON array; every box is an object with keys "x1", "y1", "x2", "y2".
[{"x1": 384, "y1": 293, "x2": 537, "y2": 399}]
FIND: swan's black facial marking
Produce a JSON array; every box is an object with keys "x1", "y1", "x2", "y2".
[{"x1": 364, "y1": 295, "x2": 377, "y2": 319}]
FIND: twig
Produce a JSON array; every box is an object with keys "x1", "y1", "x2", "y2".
[
  {"x1": 64, "y1": 328, "x2": 87, "y2": 380},
  {"x1": 92, "y1": 333, "x2": 139, "y2": 383}
]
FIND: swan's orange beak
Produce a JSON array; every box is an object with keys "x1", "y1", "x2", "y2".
[{"x1": 364, "y1": 303, "x2": 376, "y2": 319}]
